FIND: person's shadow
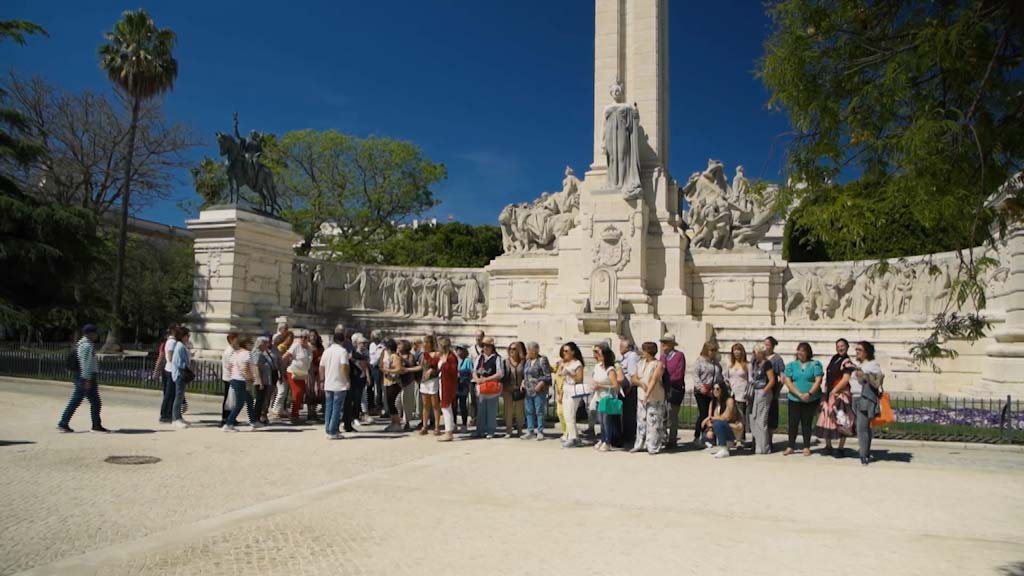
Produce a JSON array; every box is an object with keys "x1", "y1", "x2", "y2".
[
  {"x1": 0, "y1": 440, "x2": 35, "y2": 447},
  {"x1": 998, "y1": 561, "x2": 1024, "y2": 576},
  {"x1": 870, "y1": 449, "x2": 913, "y2": 463}
]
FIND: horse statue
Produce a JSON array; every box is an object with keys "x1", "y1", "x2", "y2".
[{"x1": 215, "y1": 128, "x2": 281, "y2": 215}]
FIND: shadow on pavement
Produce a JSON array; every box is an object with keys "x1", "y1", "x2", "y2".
[
  {"x1": 871, "y1": 449, "x2": 913, "y2": 463},
  {"x1": 998, "y1": 561, "x2": 1024, "y2": 576},
  {"x1": 115, "y1": 429, "x2": 165, "y2": 435},
  {"x1": 257, "y1": 428, "x2": 304, "y2": 433},
  {"x1": 0, "y1": 440, "x2": 36, "y2": 447}
]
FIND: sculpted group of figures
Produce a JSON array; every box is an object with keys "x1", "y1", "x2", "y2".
[
  {"x1": 355, "y1": 268, "x2": 487, "y2": 320},
  {"x1": 681, "y1": 159, "x2": 777, "y2": 250},
  {"x1": 785, "y1": 259, "x2": 1007, "y2": 323},
  {"x1": 499, "y1": 167, "x2": 581, "y2": 253}
]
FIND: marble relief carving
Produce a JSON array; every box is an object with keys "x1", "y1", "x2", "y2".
[
  {"x1": 783, "y1": 258, "x2": 1008, "y2": 323},
  {"x1": 682, "y1": 160, "x2": 776, "y2": 250},
  {"x1": 499, "y1": 166, "x2": 581, "y2": 253},
  {"x1": 292, "y1": 259, "x2": 488, "y2": 321}
]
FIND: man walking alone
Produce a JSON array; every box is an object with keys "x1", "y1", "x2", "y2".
[{"x1": 57, "y1": 324, "x2": 108, "y2": 433}]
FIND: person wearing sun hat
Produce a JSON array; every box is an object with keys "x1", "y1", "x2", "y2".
[
  {"x1": 658, "y1": 332, "x2": 686, "y2": 448},
  {"x1": 57, "y1": 324, "x2": 109, "y2": 433}
]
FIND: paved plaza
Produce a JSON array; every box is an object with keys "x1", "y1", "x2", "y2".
[{"x1": 0, "y1": 377, "x2": 1022, "y2": 576}]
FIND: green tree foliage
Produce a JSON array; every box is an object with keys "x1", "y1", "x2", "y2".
[
  {"x1": 98, "y1": 8, "x2": 179, "y2": 352},
  {"x1": 760, "y1": 0, "x2": 1024, "y2": 362},
  {"x1": 114, "y1": 236, "x2": 193, "y2": 343},
  {"x1": 189, "y1": 157, "x2": 230, "y2": 208},
  {"x1": 0, "y1": 20, "x2": 105, "y2": 336},
  {"x1": 375, "y1": 222, "x2": 502, "y2": 268},
  {"x1": 262, "y1": 129, "x2": 446, "y2": 257}
]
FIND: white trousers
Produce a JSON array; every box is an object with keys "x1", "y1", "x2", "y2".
[
  {"x1": 562, "y1": 394, "x2": 582, "y2": 442},
  {"x1": 441, "y1": 406, "x2": 455, "y2": 433}
]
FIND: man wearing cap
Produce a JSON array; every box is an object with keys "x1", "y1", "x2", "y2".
[
  {"x1": 58, "y1": 324, "x2": 108, "y2": 433},
  {"x1": 659, "y1": 333, "x2": 686, "y2": 448}
]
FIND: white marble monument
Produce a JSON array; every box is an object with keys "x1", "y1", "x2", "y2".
[{"x1": 186, "y1": 0, "x2": 1024, "y2": 397}]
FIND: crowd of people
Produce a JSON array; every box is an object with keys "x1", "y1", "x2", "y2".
[{"x1": 57, "y1": 323, "x2": 886, "y2": 466}]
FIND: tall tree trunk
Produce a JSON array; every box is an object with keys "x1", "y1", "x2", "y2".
[{"x1": 100, "y1": 96, "x2": 141, "y2": 354}]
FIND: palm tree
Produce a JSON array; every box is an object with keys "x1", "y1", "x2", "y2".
[{"x1": 98, "y1": 9, "x2": 178, "y2": 353}]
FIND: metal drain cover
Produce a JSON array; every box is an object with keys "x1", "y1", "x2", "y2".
[{"x1": 104, "y1": 455, "x2": 161, "y2": 465}]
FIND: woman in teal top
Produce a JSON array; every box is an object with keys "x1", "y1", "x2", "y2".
[{"x1": 782, "y1": 342, "x2": 823, "y2": 456}]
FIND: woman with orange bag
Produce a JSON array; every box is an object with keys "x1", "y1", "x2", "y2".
[{"x1": 850, "y1": 340, "x2": 884, "y2": 466}]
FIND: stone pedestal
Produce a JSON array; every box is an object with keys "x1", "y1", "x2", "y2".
[
  {"x1": 689, "y1": 249, "x2": 784, "y2": 326},
  {"x1": 186, "y1": 206, "x2": 300, "y2": 358}
]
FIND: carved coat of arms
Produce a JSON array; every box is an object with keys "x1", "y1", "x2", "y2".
[{"x1": 594, "y1": 225, "x2": 631, "y2": 271}]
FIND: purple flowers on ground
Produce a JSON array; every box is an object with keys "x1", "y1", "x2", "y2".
[{"x1": 893, "y1": 407, "x2": 1024, "y2": 429}]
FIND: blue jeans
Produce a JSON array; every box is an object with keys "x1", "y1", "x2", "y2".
[
  {"x1": 225, "y1": 379, "x2": 248, "y2": 426},
  {"x1": 159, "y1": 371, "x2": 174, "y2": 421},
  {"x1": 477, "y1": 396, "x2": 499, "y2": 436},
  {"x1": 709, "y1": 420, "x2": 735, "y2": 446},
  {"x1": 325, "y1": 390, "x2": 347, "y2": 436},
  {"x1": 172, "y1": 373, "x2": 187, "y2": 421},
  {"x1": 600, "y1": 412, "x2": 621, "y2": 444},
  {"x1": 60, "y1": 376, "x2": 102, "y2": 428},
  {"x1": 525, "y1": 393, "x2": 547, "y2": 434}
]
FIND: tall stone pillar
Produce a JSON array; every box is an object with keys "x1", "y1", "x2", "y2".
[
  {"x1": 578, "y1": 0, "x2": 692, "y2": 346},
  {"x1": 185, "y1": 206, "x2": 300, "y2": 358},
  {"x1": 980, "y1": 227, "x2": 1024, "y2": 396}
]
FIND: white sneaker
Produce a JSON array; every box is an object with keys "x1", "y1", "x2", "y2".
[
  {"x1": 172, "y1": 420, "x2": 190, "y2": 429},
  {"x1": 222, "y1": 425, "x2": 238, "y2": 433},
  {"x1": 522, "y1": 432, "x2": 534, "y2": 440},
  {"x1": 704, "y1": 441, "x2": 714, "y2": 449},
  {"x1": 359, "y1": 415, "x2": 374, "y2": 425},
  {"x1": 714, "y1": 449, "x2": 731, "y2": 459},
  {"x1": 708, "y1": 446, "x2": 720, "y2": 455},
  {"x1": 536, "y1": 433, "x2": 545, "y2": 441}
]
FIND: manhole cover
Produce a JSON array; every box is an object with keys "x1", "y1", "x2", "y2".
[{"x1": 104, "y1": 455, "x2": 161, "y2": 465}]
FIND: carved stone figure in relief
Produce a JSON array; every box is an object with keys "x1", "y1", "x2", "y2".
[
  {"x1": 310, "y1": 264, "x2": 323, "y2": 313},
  {"x1": 601, "y1": 81, "x2": 643, "y2": 200},
  {"x1": 394, "y1": 273, "x2": 411, "y2": 317},
  {"x1": 422, "y1": 274, "x2": 438, "y2": 317},
  {"x1": 498, "y1": 166, "x2": 581, "y2": 253},
  {"x1": 292, "y1": 261, "x2": 310, "y2": 312},
  {"x1": 457, "y1": 274, "x2": 484, "y2": 320},
  {"x1": 380, "y1": 272, "x2": 394, "y2": 313},
  {"x1": 684, "y1": 160, "x2": 777, "y2": 250},
  {"x1": 436, "y1": 274, "x2": 456, "y2": 319},
  {"x1": 345, "y1": 267, "x2": 371, "y2": 310}
]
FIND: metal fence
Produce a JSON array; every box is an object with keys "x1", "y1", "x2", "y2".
[
  {"x1": 0, "y1": 345, "x2": 224, "y2": 396},
  {"x1": 0, "y1": 344, "x2": 1021, "y2": 443}
]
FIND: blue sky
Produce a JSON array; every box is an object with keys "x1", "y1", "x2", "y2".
[{"x1": 3, "y1": 0, "x2": 790, "y2": 228}]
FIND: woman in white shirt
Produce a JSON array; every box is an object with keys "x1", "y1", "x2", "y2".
[
  {"x1": 282, "y1": 329, "x2": 313, "y2": 425},
  {"x1": 630, "y1": 342, "x2": 665, "y2": 454},
  {"x1": 727, "y1": 343, "x2": 752, "y2": 446},
  {"x1": 558, "y1": 342, "x2": 586, "y2": 449},
  {"x1": 591, "y1": 343, "x2": 621, "y2": 452},
  {"x1": 223, "y1": 336, "x2": 255, "y2": 432}
]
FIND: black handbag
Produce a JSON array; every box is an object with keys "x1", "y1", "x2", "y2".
[
  {"x1": 667, "y1": 385, "x2": 685, "y2": 405},
  {"x1": 510, "y1": 388, "x2": 526, "y2": 402},
  {"x1": 181, "y1": 366, "x2": 196, "y2": 385}
]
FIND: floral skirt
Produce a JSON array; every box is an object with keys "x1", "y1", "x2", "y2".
[{"x1": 814, "y1": 390, "x2": 855, "y2": 439}]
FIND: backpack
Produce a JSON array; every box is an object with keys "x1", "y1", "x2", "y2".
[{"x1": 65, "y1": 347, "x2": 80, "y2": 374}]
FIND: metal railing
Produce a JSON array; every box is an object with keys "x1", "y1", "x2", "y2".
[
  {"x1": 0, "y1": 344, "x2": 1020, "y2": 443},
  {"x1": 0, "y1": 346, "x2": 224, "y2": 396}
]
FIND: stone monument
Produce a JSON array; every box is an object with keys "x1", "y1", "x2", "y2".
[{"x1": 184, "y1": 0, "x2": 1023, "y2": 397}]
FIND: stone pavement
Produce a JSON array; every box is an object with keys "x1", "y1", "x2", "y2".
[{"x1": 0, "y1": 377, "x2": 1022, "y2": 576}]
